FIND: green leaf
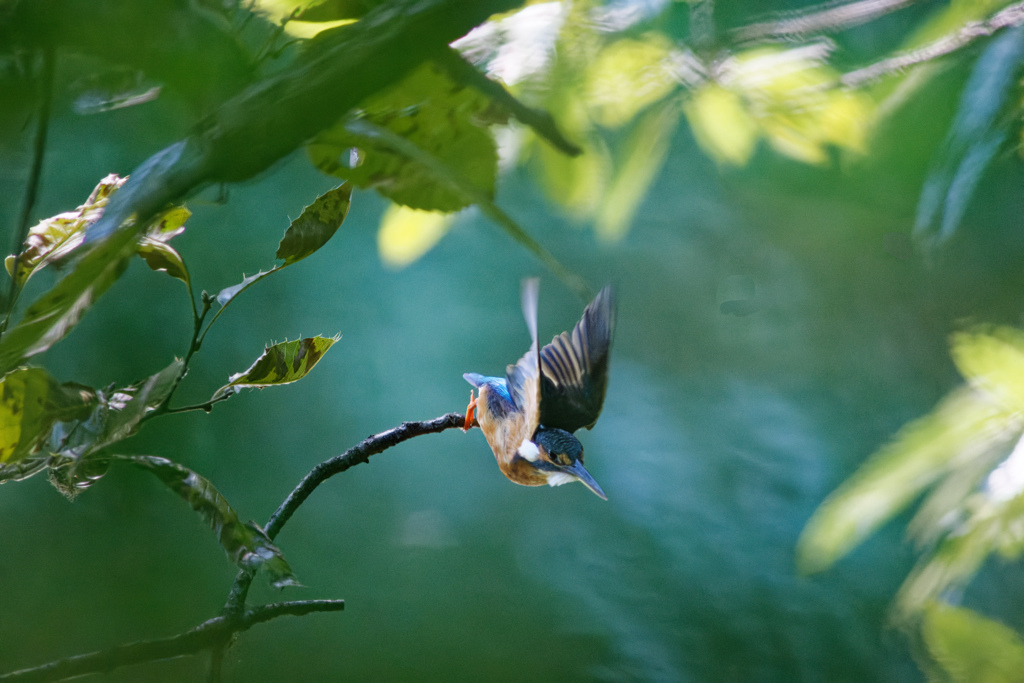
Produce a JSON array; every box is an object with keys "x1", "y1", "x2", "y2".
[
  {"x1": 92, "y1": 360, "x2": 184, "y2": 451},
  {"x1": 595, "y1": 97, "x2": 679, "y2": 240},
  {"x1": 214, "y1": 335, "x2": 340, "y2": 399},
  {"x1": 0, "y1": 367, "x2": 98, "y2": 463},
  {"x1": 0, "y1": 228, "x2": 137, "y2": 373},
  {"x1": 5, "y1": 174, "x2": 126, "y2": 287},
  {"x1": 923, "y1": 602, "x2": 1024, "y2": 683},
  {"x1": 797, "y1": 387, "x2": 1014, "y2": 574},
  {"x1": 215, "y1": 270, "x2": 277, "y2": 308},
  {"x1": 126, "y1": 455, "x2": 300, "y2": 588},
  {"x1": 308, "y1": 62, "x2": 497, "y2": 211},
  {"x1": 951, "y1": 327, "x2": 1024, "y2": 413},
  {"x1": 137, "y1": 239, "x2": 190, "y2": 285},
  {"x1": 276, "y1": 183, "x2": 352, "y2": 266},
  {"x1": 376, "y1": 203, "x2": 455, "y2": 268}
]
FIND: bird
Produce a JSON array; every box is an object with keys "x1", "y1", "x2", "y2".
[{"x1": 462, "y1": 279, "x2": 615, "y2": 499}]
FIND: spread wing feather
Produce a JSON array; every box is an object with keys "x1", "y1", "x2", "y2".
[
  {"x1": 539, "y1": 285, "x2": 615, "y2": 432},
  {"x1": 504, "y1": 278, "x2": 541, "y2": 440}
]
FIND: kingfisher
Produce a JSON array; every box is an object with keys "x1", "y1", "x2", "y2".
[{"x1": 463, "y1": 279, "x2": 615, "y2": 499}]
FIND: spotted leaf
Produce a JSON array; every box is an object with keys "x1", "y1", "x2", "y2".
[{"x1": 213, "y1": 335, "x2": 340, "y2": 399}]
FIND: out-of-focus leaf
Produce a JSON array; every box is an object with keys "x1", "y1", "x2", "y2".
[
  {"x1": 276, "y1": 183, "x2": 352, "y2": 266},
  {"x1": 683, "y1": 84, "x2": 759, "y2": 166},
  {"x1": 0, "y1": 368, "x2": 97, "y2": 463},
  {"x1": 922, "y1": 602, "x2": 1024, "y2": 682},
  {"x1": 584, "y1": 34, "x2": 675, "y2": 129},
  {"x1": 308, "y1": 63, "x2": 497, "y2": 211},
  {"x1": 213, "y1": 335, "x2": 340, "y2": 399},
  {"x1": 0, "y1": 228, "x2": 137, "y2": 373},
  {"x1": 914, "y1": 26, "x2": 1024, "y2": 246},
  {"x1": 797, "y1": 387, "x2": 1015, "y2": 574},
  {"x1": 5, "y1": 174, "x2": 126, "y2": 287},
  {"x1": 126, "y1": 455, "x2": 300, "y2": 588},
  {"x1": 48, "y1": 454, "x2": 112, "y2": 500},
  {"x1": 377, "y1": 204, "x2": 455, "y2": 267},
  {"x1": 951, "y1": 327, "x2": 1024, "y2": 413},
  {"x1": 250, "y1": 0, "x2": 358, "y2": 36},
  {"x1": 295, "y1": 0, "x2": 378, "y2": 21},
  {"x1": 595, "y1": 97, "x2": 679, "y2": 240},
  {"x1": 93, "y1": 360, "x2": 184, "y2": 451}
]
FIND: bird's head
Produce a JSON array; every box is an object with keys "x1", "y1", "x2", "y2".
[{"x1": 518, "y1": 427, "x2": 607, "y2": 500}]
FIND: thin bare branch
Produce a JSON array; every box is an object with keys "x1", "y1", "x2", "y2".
[
  {"x1": 732, "y1": 0, "x2": 915, "y2": 44},
  {"x1": 222, "y1": 412, "x2": 468, "y2": 615},
  {"x1": 842, "y1": 2, "x2": 1024, "y2": 87},
  {"x1": 0, "y1": 600, "x2": 345, "y2": 683}
]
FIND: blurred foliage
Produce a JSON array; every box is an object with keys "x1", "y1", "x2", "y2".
[
  {"x1": 800, "y1": 327, "x2": 1024, "y2": 670},
  {"x1": 4, "y1": 0, "x2": 1024, "y2": 678}
]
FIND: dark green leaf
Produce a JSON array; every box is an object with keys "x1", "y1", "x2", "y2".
[
  {"x1": 0, "y1": 367, "x2": 98, "y2": 464},
  {"x1": 4, "y1": 174, "x2": 126, "y2": 287},
  {"x1": 295, "y1": 0, "x2": 379, "y2": 21},
  {"x1": 92, "y1": 360, "x2": 184, "y2": 451},
  {"x1": 308, "y1": 63, "x2": 497, "y2": 211},
  {"x1": 213, "y1": 335, "x2": 340, "y2": 399},
  {"x1": 126, "y1": 455, "x2": 299, "y2": 587},
  {"x1": 276, "y1": 183, "x2": 352, "y2": 266},
  {"x1": 0, "y1": 228, "x2": 137, "y2": 373}
]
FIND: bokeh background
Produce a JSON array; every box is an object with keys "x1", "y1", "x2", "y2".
[{"x1": 2, "y1": 0, "x2": 1024, "y2": 680}]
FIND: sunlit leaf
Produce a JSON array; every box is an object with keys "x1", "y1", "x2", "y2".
[
  {"x1": 213, "y1": 335, "x2": 340, "y2": 399},
  {"x1": 377, "y1": 204, "x2": 455, "y2": 267},
  {"x1": 126, "y1": 455, "x2": 300, "y2": 588},
  {"x1": 0, "y1": 228, "x2": 137, "y2": 373},
  {"x1": 137, "y1": 239, "x2": 190, "y2": 285},
  {"x1": 308, "y1": 62, "x2": 498, "y2": 211},
  {"x1": 584, "y1": 34, "x2": 676, "y2": 129},
  {"x1": 797, "y1": 387, "x2": 1015, "y2": 574},
  {"x1": 951, "y1": 327, "x2": 1024, "y2": 413},
  {"x1": 922, "y1": 602, "x2": 1024, "y2": 682},
  {"x1": 684, "y1": 84, "x2": 759, "y2": 166},
  {"x1": 0, "y1": 368, "x2": 97, "y2": 463},
  {"x1": 215, "y1": 270, "x2": 277, "y2": 308},
  {"x1": 5, "y1": 174, "x2": 126, "y2": 287},
  {"x1": 276, "y1": 183, "x2": 352, "y2": 266},
  {"x1": 595, "y1": 98, "x2": 679, "y2": 240}
]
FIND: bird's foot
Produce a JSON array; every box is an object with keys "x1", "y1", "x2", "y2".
[{"x1": 463, "y1": 390, "x2": 477, "y2": 431}]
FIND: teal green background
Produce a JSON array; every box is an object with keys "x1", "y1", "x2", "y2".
[{"x1": 3, "y1": 22, "x2": 1024, "y2": 681}]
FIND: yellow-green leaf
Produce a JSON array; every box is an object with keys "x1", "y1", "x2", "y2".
[
  {"x1": 923, "y1": 602, "x2": 1024, "y2": 682},
  {"x1": 683, "y1": 84, "x2": 759, "y2": 166},
  {"x1": 137, "y1": 239, "x2": 190, "y2": 286},
  {"x1": 5, "y1": 174, "x2": 126, "y2": 287},
  {"x1": 214, "y1": 335, "x2": 340, "y2": 399},
  {"x1": 951, "y1": 327, "x2": 1024, "y2": 413},
  {"x1": 0, "y1": 367, "x2": 97, "y2": 463},
  {"x1": 585, "y1": 34, "x2": 676, "y2": 129},
  {"x1": 797, "y1": 387, "x2": 1014, "y2": 574},
  {"x1": 377, "y1": 204, "x2": 454, "y2": 267}
]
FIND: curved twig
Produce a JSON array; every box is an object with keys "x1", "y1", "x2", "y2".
[
  {"x1": 222, "y1": 412, "x2": 468, "y2": 615},
  {"x1": 0, "y1": 600, "x2": 345, "y2": 683}
]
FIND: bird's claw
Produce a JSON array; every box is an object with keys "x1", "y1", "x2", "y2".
[{"x1": 463, "y1": 390, "x2": 477, "y2": 431}]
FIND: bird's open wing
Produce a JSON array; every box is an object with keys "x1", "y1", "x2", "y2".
[
  {"x1": 539, "y1": 285, "x2": 615, "y2": 432},
  {"x1": 504, "y1": 278, "x2": 541, "y2": 438}
]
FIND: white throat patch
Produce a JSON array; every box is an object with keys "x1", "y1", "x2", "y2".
[
  {"x1": 546, "y1": 472, "x2": 576, "y2": 487},
  {"x1": 517, "y1": 439, "x2": 541, "y2": 462}
]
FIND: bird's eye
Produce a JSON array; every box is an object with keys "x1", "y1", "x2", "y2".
[{"x1": 552, "y1": 451, "x2": 571, "y2": 467}]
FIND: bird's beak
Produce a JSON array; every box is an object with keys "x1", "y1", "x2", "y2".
[{"x1": 565, "y1": 460, "x2": 607, "y2": 500}]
